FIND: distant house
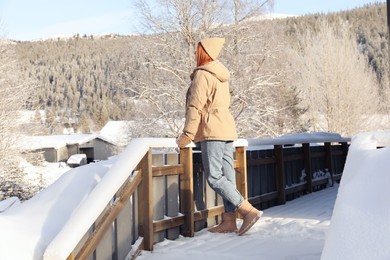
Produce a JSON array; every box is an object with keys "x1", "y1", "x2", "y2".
[{"x1": 20, "y1": 134, "x2": 118, "y2": 163}]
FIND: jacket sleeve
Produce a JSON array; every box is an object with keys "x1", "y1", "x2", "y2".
[{"x1": 183, "y1": 71, "x2": 210, "y2": 140}]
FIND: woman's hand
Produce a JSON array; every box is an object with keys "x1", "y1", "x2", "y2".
[{"x1": 176, "y1": 134, "x2": 192, "y2": 148}]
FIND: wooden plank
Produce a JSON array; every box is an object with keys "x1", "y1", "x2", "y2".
[
  {"x1": 153, "y1": 205, "x2": 225, "y2": 233},
  {"x1": 128, "y1": 237, "x2": 144, "y2": 260},
  {"x1": 283, "y1": 153, "x2": 305, "y2": 161},
  {"x1": 194, "y1": 205, "x2": 224, "y2": 221},
  {"x1": 312, "y1": 178, "x2": 329, "y2": 187},
  {"x1": 247, "y1": 157, "x2": 276, "y2": 166},
  {"x1": 193, "y1": 159, "x2": 206, "y2": 232},
  {"x1": 116, "y1": 194, "x2": 133, "y2": 260},
  {"x1": 235, "y1": 146, "x2": 248, "y2": 200},
  {"x1": 311, "y1": 151, "x2": 326, "y2": 158},
  {"x1": 332, "y1": 150, "x2": 344, "y2": 156},
  {"x1": 154, "y1": 216, "x2": 185, "y2": 232},
  {"x1": 249, "y1": 191, "x2": 279, "y2": 205},
  {"x1": 95, "y1": 222, "x2": 112, "y2": 260},
  {"x1": 152, "y1": 164, "x2": 184, "y2": 177},
  {"x1": 179, "y1": 147, "x2": 194, "y2": 237},
  {"x1": 165, "y1": 153, "x2": 180, "y2": 240},
  {"x1": 285, "y1": 183, "x2": 306, "y2": 195},
  {"x1": 152, "y1": 154, "x2": 166, "y2": 243},
  {"x1": 75, "y1": 171, "x2": 142, "y2": 259},
  {"x1": 274, "y1": 145, "x2": 286, "y2": 205},
  {"x1": 333, "y1": 174, "x2": 342, "y2": 181},
  {"x1": 325, "y1": 142, "x2": 334, "y2": 186},
  {"x1": 137, "y1": 149, "x2": 154, "y2": 251},
  {"x1": 205, "y1": 173, "x2": 217, "y2": 227},
  {"x1": 303, "y1": 143, "x2": 313, "y2": 193}
]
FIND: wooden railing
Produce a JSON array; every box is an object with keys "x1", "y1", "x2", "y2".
[{"x1": 43, "y1": 133, "x2": 350, "y2": 260}]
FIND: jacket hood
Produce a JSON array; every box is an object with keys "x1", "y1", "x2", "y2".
[{"x1": 194, "y1": 60, "x2": 230, "y2": 82}]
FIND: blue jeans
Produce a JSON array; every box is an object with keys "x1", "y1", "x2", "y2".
[{"x1": 201, "y1": 140, "x2": 244, "y2": 213}]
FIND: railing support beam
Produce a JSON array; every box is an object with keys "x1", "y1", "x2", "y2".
[
  {"x1": 303, "y1": 143, "x2": 313, "y2": 193},
  {"x1": 274, "y1": 145, "x2": 286, "y2": 205},
  {"x1": 235, "y1": 146, "x2": 248, "y2": 200}
]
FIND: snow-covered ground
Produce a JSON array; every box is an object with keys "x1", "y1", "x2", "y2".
[{"x1": 0, "y1": 131, "x2": 389, "y2": 259}]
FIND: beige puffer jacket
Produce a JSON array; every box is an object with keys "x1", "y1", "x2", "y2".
[{"x1": 183, "y1": 60, "x2": 238, "y2": 142}]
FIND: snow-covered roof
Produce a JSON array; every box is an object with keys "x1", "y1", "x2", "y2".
[{"x1": 19, "y1": 134, "x2": 117, "y2": 150}]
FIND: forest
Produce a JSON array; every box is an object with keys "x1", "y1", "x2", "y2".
[{"x1": 8, "y1": 2, "x2": 389, "y2": 139}]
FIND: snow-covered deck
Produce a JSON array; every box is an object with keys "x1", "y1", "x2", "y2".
[{"x1": 137, "y1": 185, "x2": 338, "y2": 260}]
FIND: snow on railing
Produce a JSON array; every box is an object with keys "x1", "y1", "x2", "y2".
[
  {"x1": 43, "y1": 138, "x2": 171, "y2": 259},
  {"x1": 246, "y1": 132, "x2": 351, "y2": 147}
]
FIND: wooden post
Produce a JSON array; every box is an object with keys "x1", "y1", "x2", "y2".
[
  {"x1": 324, "y1": 142, "x2": 334, "y2": 186},
  {"x1": 137, "y1": 149, "x2": 153, "y2": 251},
  {"x1": 235, "y1": 146, "x2": 248, "y2": 200},
  {"x1": 274, "y1": 145, "x2": 286, "y2": 205},
  {"x1": 179, "y1": 148, "x2": 194, "y2": 237},
  {"x1": 303, "y1": 143, "x2": 313, "y2": 193},
  {"x1": 341, "y1": 142, "x2": 349, "y2": 161}
]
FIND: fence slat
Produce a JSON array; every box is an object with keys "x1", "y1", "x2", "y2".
[
  {"x1": 137, "y1": 149, "x2": 153, "y2": 251},
  {"x1": 152, "y1": 154, "x2": 166, "y2": 243},
  {"x1": 179, "y1": 147, "x2": 194, "y2": 237},
  {"x1": 165, "y1": 153, "x2": 180, "y2": 240},
  {"x1": 303, "y1": 143, "x2": 313, "y2": 193}
]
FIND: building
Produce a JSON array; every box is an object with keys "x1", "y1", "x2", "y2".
[{"x1": 20, "y1": 134, "x2": 118, "y2": 163}]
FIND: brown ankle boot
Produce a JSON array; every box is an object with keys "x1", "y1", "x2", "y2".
[
  {"x1": 208, "y1": 212, "x2": 238, "y2": 233},
  {"x1": 237, "y1": 200, "x2": 263, "y2": 236}
]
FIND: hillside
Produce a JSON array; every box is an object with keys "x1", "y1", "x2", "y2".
[{"x1": 10, "y1": 2, "x2": 390, "y2": 137}]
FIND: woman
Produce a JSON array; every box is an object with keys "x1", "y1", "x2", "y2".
[{"x1": 176, "y1": 37, "x2": 262, "y2": 236}]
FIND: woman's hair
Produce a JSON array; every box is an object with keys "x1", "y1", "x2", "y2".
[{"x1": 196, "y1": 43, "x2": 213, "y2": 67}]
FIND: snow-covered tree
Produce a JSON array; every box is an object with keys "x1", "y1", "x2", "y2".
[
  {"x1": 0, "y1": 21, "x2": 41, "y2": 200},
  {"x1": 291, "y1": 20, "x2": 381, "y2": 136},
  {"x1": 129, "y1": 0, "x2": 302, "y2": 138}
]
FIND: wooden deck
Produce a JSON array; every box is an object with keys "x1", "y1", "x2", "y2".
[{"x1": 137, "y1": 185, "x2": 338, "y2": 260}]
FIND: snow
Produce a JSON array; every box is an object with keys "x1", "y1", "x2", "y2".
[
  {"x1": 66, "y1": 153, "x2": 87, "y2": 165},
  {"x1": 0, "y1": 132, "x2": 389, "y2": 259},
  {"x1": 100, "y1": 120, "x2": 133, "y2": 147},
  {"x1": 321, "y1": 131, "x2": 390, "y2": 259},
  {"x1": 0, "y1": 158, "x2": 114, "y2": 259},
  {"x1": 0, "y1": 197, "x2": 20, "y2": 213},
  {"x1": 137, "y1": 186, "x2": 337, "y2": 260},
  {"x1": 19, "y1": 159, "x2": 71, "y2": 186}
]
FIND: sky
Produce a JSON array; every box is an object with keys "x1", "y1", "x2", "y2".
[
  {"x1": 0, "y1": 0, "x2": 386, "y2": 41},
  {"x1": 0, "y1": 131, "x2": 389, "y2": 259}
]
